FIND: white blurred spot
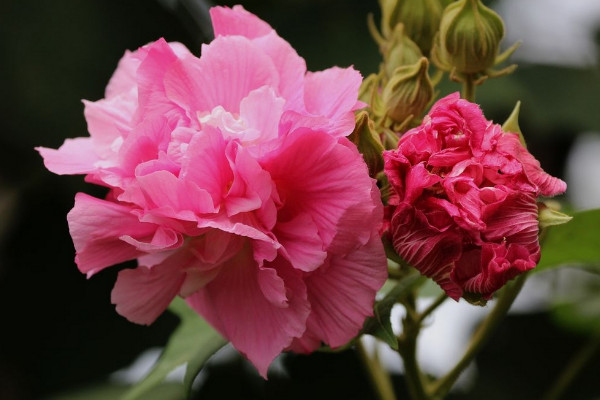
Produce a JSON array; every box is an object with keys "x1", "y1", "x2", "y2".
[
  {"x1": 496, "y1": 0, "x2": 600, "y2": 66},
  {"x1": 566, "y1": 132, "x2": 600, "y2": 210}
]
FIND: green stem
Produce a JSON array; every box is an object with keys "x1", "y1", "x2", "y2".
[
  {"x1": 461, "y1": 74, "x2": 476, "y2": 102},
  {"x1": 430, "y1": 274, "x2": 527, "y2": 399},
  {"x1": 398, "y1": 294, "x2": 429, "y2": 400},
  {"x1": 418, "y1": 293, "x2": 448, "y2": 324},
  {"x1": 542, "y1": 329, "x2": 600, "y2": 400},
  {"x1": 356, "y1": 339, "x2": 397, "y2": 400}
]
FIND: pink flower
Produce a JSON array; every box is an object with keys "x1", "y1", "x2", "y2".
[
  {"x1": 37, "y1": 6, "x2": 386, "y2": 376},
  {"x1": 383, "y1": 93, "x2": 566, "y2": 300}
]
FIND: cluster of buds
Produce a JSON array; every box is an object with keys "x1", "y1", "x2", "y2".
[
  {"x1": 361, "y1": 0, "x2": 518, "y2": 135},
  {"x1": 356, "y1": 0, "x2": 519, "y2": 178}
]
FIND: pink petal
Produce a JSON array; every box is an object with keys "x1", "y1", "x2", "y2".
[
  {"x1": 120, "y1": 226, "x2": 182, "y2": 252},
  {"x1": 252, "y1": 32, "x2": 307, "y2": 111},
  {"x1": 36, "y1": 138, "x2": 98, "y2": 175},
  {"x1": 111, "y1": 251, "x2": 188, "y2": 325},
  {"x1": 497, "y1": 133, "x2": 567, "y2": 196},
  {"x1": 210, "y1": 5, "x2": 273, "y2": 39},
  {"x1": 83, "y1": 96, "x2": 135, "y2": 158},
  {"x1": 291, "y1": 233, "x2": 387, "y2": 352},
  {"x1": 264, "y1": 132, "x2": 376, "y2": 249},
  {"x1": 118, "y1": 116, "x2": 171, "y2": 176},
  {"x1": 390, "y1": 203, "x2": 463, "y2": 300},
  {"x1": 137, "y1": 169, "x2": 216, "y2": 216},
  {"x1": 274, "y1": 212, "x2": 327, "y2": 272},
  {"x1": 303, "y1": 67, "x2": 363, "y2": 136},
  {"x1": 67, "y1": 193, "x2": 159, "y2": 277},
  {"x1": 482, "y1": 190, "x2": 540, "y2": 248},
  {"x1": 134, "y1": 39, "x2": 190, "y2": 126},
  {"x1": 105, "y1": 49, "x2": 141, "y2": 99},
  {"x1": 165, "y1": 36, "x2": 278, "y2": 115},
  {"x1": 186, "y1": 248, "x2": 310, "y2": 377},
  {"x1": 239, "y1": 86, "x2": 285, "y2": 145},
  {"x1": 180, "y1": 126, "x2": 232, "y2": 208},
  {"x1": 224, "y1": 141, "x2": 274, "y2": 217},
  {"x1": 327, "y1": 180, "x2": 383, "y2": 255},
  {"x1": 453, "y1": 243, "x2": 537, "y2": 298}
]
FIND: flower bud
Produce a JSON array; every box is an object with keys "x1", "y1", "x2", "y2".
[
  {"x1": 382, "y1": 57, "x2": 433, "y2": 125},
  {"x1": 349, "y1": 111, "x2": 385, "y2": 176},
  {"x1": 380, "y1": 0, "x2": 443, "y2": 54},
  {"x1": 382, "y1": 24, "x2": 423, "y2": 79},
  {"x1": 433, "y1": 0, "x2": 505, "y2": 74}
]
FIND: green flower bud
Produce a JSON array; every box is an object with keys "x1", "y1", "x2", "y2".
[
  {"x1": 433, "y1": 0, "x2": 505, "y2": 74},
  {"x1": 382, "y1": 57, "x2": 434, "y2": 125},
  {"x1": 382, "y1": 24, "x2": 423, "y2": 79},
  {"x1": 348, "y1": 111, "x2": 385, "y2": 176},
  {"x1": 380, "y1": 0, "x2": 444, "y2": 54}
]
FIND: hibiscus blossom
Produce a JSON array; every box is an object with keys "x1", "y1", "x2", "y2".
[
  {"x1": 384, "y1": 93, "x2": 566, "y2": 300},
  {"x1": 37, "y1": 5, "x2": 387, "y2": 376}
]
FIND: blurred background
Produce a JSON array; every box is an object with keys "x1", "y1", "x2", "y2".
[{"x1": 1, "y1": 0, "x2": 600, "y2": 399}]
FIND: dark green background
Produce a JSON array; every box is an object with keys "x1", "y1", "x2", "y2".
[{"x1": 1, "y1": 0, "x2": 599, "y2": 399}]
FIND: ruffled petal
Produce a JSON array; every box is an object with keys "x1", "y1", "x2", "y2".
[
  {"x1": 497, "y1": 133, "x2": 567, "y2": 196},
  {"x1": 303, "y1": 67, "x2": 363, "y2": 136},
  {"x1": 111, "y1": 251, "x2": 188, "y2": 325},
  {"x1": 186, "y1": 247, "x2": 310, "y2": 377},
  {"x1": 290, "y1": 233, "x2": 387, "y2": 352},
  {"x1": 67, "y1": 193, "x2": 159, "y2": 277},
  {"x1": 391, "y1": 203, "x2": 463, "y2": 300},
  {"x1": 264, "y1": 132, "x2": 376, "y2": 249},
  {"x1": 274, "y1": 212, "x2": 327, "y2": 272},
  {"x1": 165, "y1": 36, "x2": 278, "y2": 115}
]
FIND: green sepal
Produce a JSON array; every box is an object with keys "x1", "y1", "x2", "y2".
[
  {"x1": 501, "y1": 100, "x2": 527, "y2": 148},
  {"x1": 538, "y1": 205, "x2": 572, "y2": 229}
]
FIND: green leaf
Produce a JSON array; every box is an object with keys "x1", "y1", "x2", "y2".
[
  {"x1": 536, "y1": 208, "x2": 600, "y2": 272},
  {"x1": 122, "y1": 298, "x2": 227, "y2": 400},
  {"x1": 362, "y1": 274, "x2": 424, "y2": 349}
]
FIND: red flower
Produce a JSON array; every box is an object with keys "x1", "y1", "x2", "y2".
[{"x1": 384, "y1": 93, "x2": 566, "y2": 300}]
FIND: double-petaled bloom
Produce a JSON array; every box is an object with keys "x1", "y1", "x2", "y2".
[
  {"x1": 37, "y1": 6, "x2": 387, "y2": 376},
  {"x1": 384, "y1": 93, "x2": 566, "y2": 300}
]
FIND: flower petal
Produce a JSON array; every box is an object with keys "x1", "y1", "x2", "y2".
[
  {"x1": 186, "y1": 247, "x2": 310, "y2": 377},
  {"x1": 67, "y1": 193, "x2": 159, "y2": 277},
  {"x1": 165, "y1": 36, "x2": 278, "y2": 115},
  {"x1": 36, "y1": 138, "x2": 99, "y2": 175},
  {"x1": 290, "y1": 233, "x2": 387, "y2": 352},
  {"x1": 111, "y1": 251, "x2": 188, "y2": 325}
]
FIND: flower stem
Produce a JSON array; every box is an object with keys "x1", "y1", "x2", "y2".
[
  {"x1": 429, "y1": 274, "x2": 527, "y2": 399},
  {"x1": 462, "y1": 74, "x2": 476, "y2": 102},
  {"x1": 356, "y1": 339, "x2": 397, "y2": 400},
  {"x1": 397, "y1": 293, "x2": 429, "y2": 400},
  {"x1": 417, "y1": 293, "x2": 448, "y2": 324},
  {"x1": 542, "y1": 329, "x2": 600, "y2": 400}
]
